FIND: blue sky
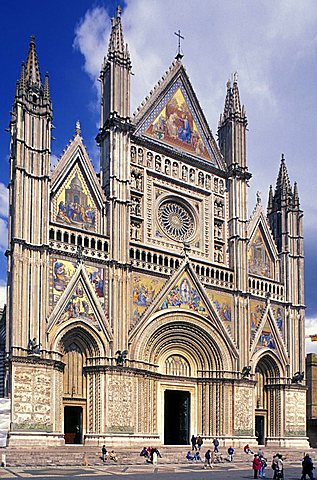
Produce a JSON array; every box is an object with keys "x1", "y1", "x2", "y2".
[{"x1": 0, "y1": 0, "x2": 316, "y2": 351}]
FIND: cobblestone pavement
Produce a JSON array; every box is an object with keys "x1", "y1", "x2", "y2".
[{"x1": 0, "y1": 463, "x2": 307, "y2": 479}]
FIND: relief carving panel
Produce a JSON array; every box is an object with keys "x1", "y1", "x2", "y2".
[{"x1": 13, "y1": 366, "x2": 52, "y2": 431}]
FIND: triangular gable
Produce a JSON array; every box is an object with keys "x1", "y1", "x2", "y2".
[
  {"x1": 129, "y1": 259, "x2": 238, "y2": 356},
  {"x1": 47, "y1": 263, "x2": 112, "y2": 341},
  {"x1": 250, "y1": 305, "x2": 288, "y2": 364},
  {"x1": 248, "y1": 204, "x2": 278, "y2": 280},
  {"x1": 50, "y1": 257, "x2": 105, "y2": 310},
  {"x1": 50, "y1": 132, "x2": 105, "y2": 233},
  {"x1": 133, "y1": 61, "x2": 225, "y2": 170}
]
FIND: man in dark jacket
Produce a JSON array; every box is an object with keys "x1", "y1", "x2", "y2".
[{"x1": 301, "y1": 454, "x2": 314, "y2": 480}]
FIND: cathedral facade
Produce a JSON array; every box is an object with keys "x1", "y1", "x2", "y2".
[{"x1": 4, "y1": 10, "x2": 307, "y2": 447}]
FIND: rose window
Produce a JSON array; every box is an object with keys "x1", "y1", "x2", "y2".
[{"x1": 158, "y1": 201, "x2": 195, "y2": 241}]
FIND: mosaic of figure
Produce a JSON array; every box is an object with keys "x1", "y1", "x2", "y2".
[
  {"x1": 59, "y1": 282, "x2": 97, "y2": 325},
  {"x1": 209, "y1": 291, "x2": 232, "y2": 323},
  {"x1": 272, "y1": 305, "x2": 284, "y2": 332},
  {"x1": 161, "y1": 276, "x2": 208, "y2": 315},
  {"x1": 56, "y1": 173, "x2": 96, "y2": 231},
  {"x1": 131, "y1": 274, "x2": 165, "y2": 326},
  {"x1": 248, "y1": 228, "x2": 273, "y2": 278},
  {"x1": 250, "y1": 300, "x2": 265, "y2": 337},
  {"x1": 145, "y1": 85, "x2": 211, "y2": 160},
  {"x1": 51, "y1": 259, "x2": 104, "y2": 306},
  {"x1": 258, "y1": 324, "x2": 276, "y2": 349}
]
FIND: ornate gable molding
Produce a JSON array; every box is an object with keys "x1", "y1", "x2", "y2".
[
  {"x1": 129, "y1": 258, "x2": 238, "y2": 358},
  {"x1": 250, "y1": 303, "x2": 289, "y2": 365},
  {"x1": 133, "y1": 60, "x2": 225, "y2": 171},
  {"x1": 47, "y1": 262, "x2": 112, "y2": 342},
  {"x1": 51, "y1": 132, "x2": 105, "y2": 208}
]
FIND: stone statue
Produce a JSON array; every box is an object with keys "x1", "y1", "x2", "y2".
[
  {"x1": 115, "y1": 350, "x2": 128, "y2": 366},
  {"x1": 291, "y1": 371, "x2": 304, "y2": 383},
  {"x1": 241, "y1": 366, "x2": 251, "y2": 378},
  {"x1": 27, "y1": 337, "x2": 41, "y2": 355}
]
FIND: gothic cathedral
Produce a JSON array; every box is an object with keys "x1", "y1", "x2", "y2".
[{"x1": 5, "y1": 9, "x2": 307, "y2": 447}]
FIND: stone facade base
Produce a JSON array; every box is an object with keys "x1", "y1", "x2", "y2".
[
  {"x1": 265, "y1": 436, "x2": 310, "y2": 448},
  {"x1": 7, "y1": 431, "x2": 65, "y2": 447},
  {"x1": 84, "y1": 433, "x2": 160, "y2": 447}
]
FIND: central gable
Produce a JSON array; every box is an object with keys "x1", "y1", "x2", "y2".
[{"x1": 134, "y1": 62, "x2": 225, "y2": 170}]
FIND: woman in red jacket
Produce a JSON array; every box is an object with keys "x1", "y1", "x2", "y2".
[{"x1": 253, "y1": 454, "x2": 262, "y2": 479}]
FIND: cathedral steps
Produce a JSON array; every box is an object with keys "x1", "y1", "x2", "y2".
[{"x1": 3, "y1": 446, "x2": 315, "y2": 467}]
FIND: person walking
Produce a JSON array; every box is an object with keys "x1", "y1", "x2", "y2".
[
  {"x1": 227, "y1": 446, "x2": 234, "y2": 462},
  {"x1": 259, "y1": 455, "x2": 267, "y2": 478},
  {"x1": 301, "y1": 454, "x2": 314, "y2": 480},
  {"x1": 197, "y1": 435, "x2": 203, "y2": 451},
  {"x1": 213, "y1": 437, "x2": 220, "y2": 453},
  {"x1": 191, "y1": 434, "x2": 197, "y2": 451},
  {"x1": 253, "y1": 454, "x2": 262, "y2": 479},
  {"x1": 276, "y1": 454, "x2": 284, "y2": 479},
  {"x1": 101, "y1": 445, "x2": 108, "y2": 462},
  {"x1": 204, "y1": 449, "x2": 213, "y2": 469}
]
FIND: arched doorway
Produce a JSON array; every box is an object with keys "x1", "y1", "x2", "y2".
[
  {"x1": 60, "y1": 327, "x2": 99, "y2": 444},
  {"x1": 255, "y1": 354, "x2": 281, "y2": 444}
]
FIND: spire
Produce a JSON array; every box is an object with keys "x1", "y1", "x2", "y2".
[
  {"x1": 293, "y1": 181, "x2": 300, "y2": 209},
  {"x1": 44, "y1": 72, "x2": 50, "y2": 102},
  {"x1": 25, "y1": 36, "x2": 42, "y2": 88},
  {"x1": 18, "y1": 61, "x2": 26, "y2": 95},
  {"x1": 274, "y1": 153, "x2": 292, "y2": 206},
  {"x1": 107, "y1": 6, "x2": 128, "y2": 60},
  {"x1": 220, "y1": 72, "x2": 245, "y2": 123},
  {"x1": 267, "y1": 184, "x2": 273, "y2": 214}
]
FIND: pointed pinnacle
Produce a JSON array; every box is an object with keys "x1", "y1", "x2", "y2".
[
  {"x1": 293, "y1": 181, "x2": 299, "y2": 208},
  {"x1": 75, "y1": 120, "x2": 81, "y2": 136},
  {"x1": 44, "y1": 72, "x2": 50, "y2": 101},
  {"x1": 107, "y1": 5, "x2": 128, "y2": 58},
  {"x1": 26, "y1": 35, "x2": 42, "y2": 87},
  {"x1": 19, "y1": 61, "x2": 26, "y2": 94},
  {"x1": 267, "y1": 185, "x2": 273, "y2": 214}
]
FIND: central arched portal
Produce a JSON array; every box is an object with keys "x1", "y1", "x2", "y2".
[
  {"x1": 255, "y1": 354, "x2": 281, "y2": 444},
  {"x1": 60, "y1": 326, "x2": 100, "y2": 444}
]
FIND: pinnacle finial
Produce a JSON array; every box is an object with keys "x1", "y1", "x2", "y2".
[
  {"x1": 256, "y1": 191, "x2": 261, "y2": 205},
  {"x1": 75, "y1": 120, "x2": 81, "y2": 136},
  {"x1": 44, "y1": 72, "x2": 50, "y2": 102},
  {"x1": 26, "y1": 35, "x2": 42, "y2": 87},
  {"x1": 116, "y1": 5, "x2": 122, "y2": 17}
]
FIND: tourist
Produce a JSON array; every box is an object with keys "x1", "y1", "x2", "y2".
[
  {"x1": 186, "y1": 451, "x2": 194, "y2": 461},
  {"x1": 194, "y1": 451, "x2": 201, "y2": 461},
  {"x1": 276, "y1": 454, "x2": 284, "y2": 479},
  {"x1": 109, "y1": 450, "x2": 118, "y2": 462},
  {"x1": 140, "y1": 447, "x2": 149, "y2": 459},
  {"x1": 301, "y1": 453, "x2": 314, "y2": 480},
  {"x1": 253, "y1": 454, "x2": 262, "y2": 479},
  {"x1": 151, "y1": 447, "x2": 161, "y2": 465},
  {"x1": 204, "y1": 449, "x2": 213, "y2": 469},
  {"x1": 259, "y1": 454, "x2": 267, "y2": 478},
  {"x1": 271, "y1": 453, "x2": 279, "y2": 479},
  {"x1": 197, "y1": 435, "x2": 203, "y2": 451},
  {"x1": 101, "y1": 445, "x2": 108, "y2": 462},
  {"x1": 191, "y1": 434, "x2": 197, "y2": 451},
  {"x1": 244, "y1": 443, "x2": 254, "y2": 454},
  {"x1": 227, "y1": 446, "x2": 235, "y2": 462},
  {"x1": 213, "y1": 437, "x2": 220, "y2": 453}
]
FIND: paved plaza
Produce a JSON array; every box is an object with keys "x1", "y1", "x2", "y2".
[{"x1": 0, "y1": 462, "x2": 310, "y2": 479}]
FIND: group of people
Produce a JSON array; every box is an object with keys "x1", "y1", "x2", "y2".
[
  {"x1": 140, "y1": 446, "x2": 162, "y2": 465},
  {"x1": 100, "y1": 441, "x2": 315, "y2": 479},
  {"x1": 190, "y1": 434, "x2": 204, "y2": 451},
  {"x1": 101, "y1": 445, "x2": 118, "y2": 462}
]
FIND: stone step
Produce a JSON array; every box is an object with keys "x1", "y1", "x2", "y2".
[{"x1": 3, "y1": 446, "x2": 316, "y2": 467}]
